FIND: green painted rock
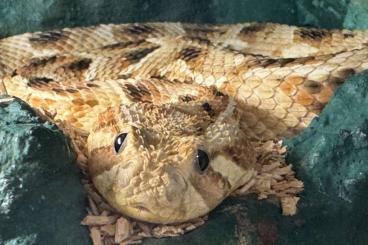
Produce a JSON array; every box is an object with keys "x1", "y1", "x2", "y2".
[
  {"x1": 296, "y1": 0, "x2": 368, "y2": 29},
  {"x1": 281, "y1": 70, "x2": 368, "y2": 244},
  {"x1": 0, "y1": 96, "x2": 90, "y2": 245}
]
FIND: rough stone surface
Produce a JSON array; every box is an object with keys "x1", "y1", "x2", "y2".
[
  {"x1": 0, "y1": 0, "x2": 298, "y2": 37},
  {"x1": 281, "y1": 71, "x2": 368, "y2": 245},
  {"x1": 344, "y1": 0, "x2": 368, "y2": 29},
  {"x1": 295, "y1": 0, "x2": 349, "y2": 28},
  {"x1": 295, "y1": 0, "x2": 368, "y2": 29},
  {"x1": 0, "y1": 96, "x2": 90, "y2": 245}
]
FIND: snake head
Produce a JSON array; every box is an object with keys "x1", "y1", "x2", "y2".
[{"x1": 87, "y1": 87, "x2": 257, "y2": 224}]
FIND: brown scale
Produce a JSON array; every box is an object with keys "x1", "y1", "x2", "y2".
[
  {"x1": 112, "y1": 23, "x2": 164, "y2": 42},
  {"x1": 29, "y1": 30, "x2": 70, "y2": 50},
  {"x1": 293, "y1": 27, "x2": 332, "y2": 47},
  {"x1": 182, "y1": 23, "x2": 227, "y2": 41},
  {"x1": 16, "y1": 55, "x2": 92, "y2": 85},
  {"x1": 124, "y1": 83, "x2": 153, "y2": 103},
  {"x1": 88, "y1": 41, "x2": 161, "y2": 80},
  {"x1": 238, "y1": 23, "x2": 270, "y2": 43}
]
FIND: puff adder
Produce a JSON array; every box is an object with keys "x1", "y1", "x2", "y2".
[{"x1": 1, "y1": 22, "x2": 368, "y2": 224}]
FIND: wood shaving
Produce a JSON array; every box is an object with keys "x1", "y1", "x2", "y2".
[
  {"x1": 90, "y1": 227, "x2": 103, "y2": 245},
  {"x1": 114, "y1": 217, "x2": 133, "y2": 243},
  {"x1": 236, "y1": 140, "x2": 303, "y2": 215},
  {"x1": 280, "y1": 196, "x2": 300, "y2": 216},
  {"x1": 81, "y1": 215, "x2": 118, "y2": 226}
]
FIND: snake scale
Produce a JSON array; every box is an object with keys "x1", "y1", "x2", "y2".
[{"x1": 1, "y1": 22, "x2": 368, "y2": 224}]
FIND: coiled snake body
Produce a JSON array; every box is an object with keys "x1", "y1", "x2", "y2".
[{"x1": 1, "y1": 22, "x2": 368, "y2": 224}]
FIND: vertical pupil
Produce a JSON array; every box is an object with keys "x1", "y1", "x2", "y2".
[
  {"x1": 114, "y1": 133, "x2": 127, "y2": 153},
  {"x1": 197, "y1": 149, "x2": 209, "y2": 172}
]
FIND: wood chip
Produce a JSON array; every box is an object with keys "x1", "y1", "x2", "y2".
[
  {"x1": 82, "y1": 215, "x2": 118, "y2": 226},
  {"x1": 104, "y1": 236, "x2": 116, "y2": 245},
  {"x1": 137, "y1": 222, "x2": 152, "y2": 236},
  {"x1": 281, "y1": 196, "x2": 300, "y2": 216},
  {"x1": 90, "y1": 227, "x2": 103, "y2": 245},
  {"x1": 115, "y1": 217, "x2": 133, "y2": 243},
  {"x1": 101, "y1": 224, "x2": 116, "y2": 236}
]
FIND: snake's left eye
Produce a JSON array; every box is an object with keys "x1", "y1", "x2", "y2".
[{"x1": 114, "y1": 133, "x2": 128, "y2": 154}]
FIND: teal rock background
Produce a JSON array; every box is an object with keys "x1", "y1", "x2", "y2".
[
  {"x1": 1, "y1": 0, "x2": 368, "y2": 244},
  {"x1": 1, "y1": 0, "x2": 368, "y2": 38},
  {"x1": 0, "y1": 97, "x2": 90, "y2": 245}
]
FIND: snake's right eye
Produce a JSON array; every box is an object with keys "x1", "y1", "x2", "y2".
[
  {"x1": 195, "y1": 149, "x2": 210, "y2": 173},
  {"x1": 114, "y1": 133, "x2": 128, "y2": 154}
]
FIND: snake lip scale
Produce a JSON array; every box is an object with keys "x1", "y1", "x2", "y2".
[{"x1": 1, "y1": 22, "x2": 368, "y2": 224}]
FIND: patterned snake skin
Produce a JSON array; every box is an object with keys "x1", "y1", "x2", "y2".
[{"x1": 1, "y1": 22, "x2": 368, "y2": 224}]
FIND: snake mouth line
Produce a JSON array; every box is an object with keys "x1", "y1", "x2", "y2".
[{"x1": 132, "y1": 205, "x2": 152, "y2": 213}]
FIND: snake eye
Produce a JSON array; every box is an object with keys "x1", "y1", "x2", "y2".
[
  {"x1": 195, "y1": 149, "x2": 210, "y2": 173},
  {"x1": 114, "y1": 133, "x2": 128, "y2": 154}
]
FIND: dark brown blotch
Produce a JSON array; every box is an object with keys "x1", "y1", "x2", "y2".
[
  {"x1": 125, "y1": 24, "x2": 156, "y2": 35},
  {"x1": 86, "y1": 83, "x2": 100, "y2": 88},
  {"x1": 65, "y1": 88, "x2": 79, "y2": 93},
  {"x1": 240, "y1": 23, "x2": 267, "y2": 35},
  {"x1": 52, "y1": 88, "x2": 64, "y2": 93},
  {"x1": 303, "y1": 80, "x2": 322, "y2": 94},
  {"x1": 28, "y1": 56, "x2": 57, "y2": 68},
  {"x1": 27, "y1": 77, "x2": 54, "y2": 87},
  {"x1": 125, "y1": 46, "x2": 159, "y2": 63},
  {"x1": 178, "y1": 46, "x2": 202, "y2": 62},
  {"x1": 180, "y1": 95, "x2": 196, "y2": 102},
  {"x1": 29, "y1": 30, "x2": 66, "y2": 44},
  {"x1": 202, "y1": 102, "x2": 215, "y2": 117},
  {"x1": 295, "y1": 28, "x2": 330, "y2": 41},
  {"x1": 67, "y1": 58, "x2": 92, "y2": 71},
  {"x1": 124, "y1": 83, "x2": 152, "y2": 102}
]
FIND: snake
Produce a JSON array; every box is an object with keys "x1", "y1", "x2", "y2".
[{"x1": 1, "y1": 22, "x2": 368, "y2": 224}]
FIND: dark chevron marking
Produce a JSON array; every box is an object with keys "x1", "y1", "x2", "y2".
[
  {"x1": 178, "y1": 47, "x2": 202, "y2": 62},
  {"x1": 179, "y1": 95, "x2": 196, "y2": 102},
  {"x1": 240, "y1": 23, "x2": 267, "y2": 35},
  {"x1": 125, "y1": 46, "x2": 159, "y2": 63},
  {"x1": 125, "y1": 24, "x2": 156, "y2": 35},
  {"x1": 295, "y1": 28, "x2": 330, "y2": 42},
  {"x1": 27, "y1": 77, "x2": 54, "y2": 87},
  {"x1": 28, "y1": 56, "x2": 57, "y2": 68},
  {"x1": 29, "y1": 30, "x2": 67, "y2": 44},
  {"x1": 124, "y1": 83, "x2": 152, "y2": 102},
  {"x1": 67, "y1": 58, "x2": 92, "y2": 71}
]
